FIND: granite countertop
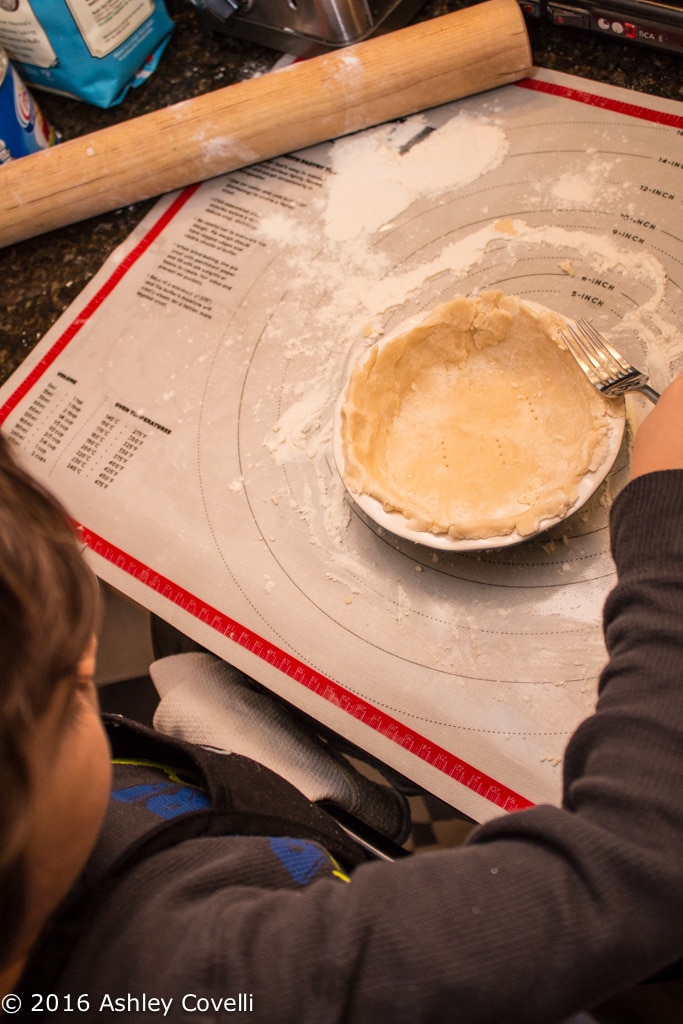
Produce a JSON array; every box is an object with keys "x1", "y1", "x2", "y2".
[{"x1": 1, "y1": 0, "x2": 682, "y2": 385}]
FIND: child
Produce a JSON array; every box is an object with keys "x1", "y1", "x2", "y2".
[{"x1": 1, "y1": 379, "x2": 682, "y2": 1023}]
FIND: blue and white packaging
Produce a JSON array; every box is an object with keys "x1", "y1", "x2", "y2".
[
  {"x1": 0, "y1": 46, "x2": 56, "y2": 163},
  {"x1": 0, "y1": 0, "x2": 174, "y2": 108}
]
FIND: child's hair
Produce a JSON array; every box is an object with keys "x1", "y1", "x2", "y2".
[{"x1": 0, "y1": 432, "x2": 99, "y2": 968}]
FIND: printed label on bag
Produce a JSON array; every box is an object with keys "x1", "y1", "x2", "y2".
[
  {"x1": 65, "y1": 0, "x2": 154, "y2": 59},
  {"x1": 0, "y1": 1, "x2": 57, "y2": 69}
]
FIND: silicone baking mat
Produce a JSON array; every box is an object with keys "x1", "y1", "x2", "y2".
[{"x1": 2, "y1": 69, "x2": 682, "y2": 821}]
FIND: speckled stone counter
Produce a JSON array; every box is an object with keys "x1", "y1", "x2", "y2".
[{"x1": 1, "y1": 0, "x2": 682, "y2": 383}]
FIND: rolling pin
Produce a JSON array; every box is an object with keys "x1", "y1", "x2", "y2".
[{"x1": 0, "y1": 0, "x2": 532, "y2": 248}]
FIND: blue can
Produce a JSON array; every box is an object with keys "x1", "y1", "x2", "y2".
[{"x1": 0, "y1": 46, "x2": 56, "y2": 165}]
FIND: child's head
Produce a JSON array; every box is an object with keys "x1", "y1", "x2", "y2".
[{"x1": 0, "y1": 434, "x2": 111, "y2": 978}]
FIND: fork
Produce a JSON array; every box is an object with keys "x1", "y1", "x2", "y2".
[{"x1": 560, "y1": 318, "x2": 660, "y2": 404}]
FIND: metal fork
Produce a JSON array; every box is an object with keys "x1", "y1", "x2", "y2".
[{"x1": 560, "y1": 318, "x2": 659, "y2": 403}]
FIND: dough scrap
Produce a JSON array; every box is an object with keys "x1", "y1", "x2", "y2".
[{"x1": 340, "y1": 291, "x2": 620, "y2": 540}]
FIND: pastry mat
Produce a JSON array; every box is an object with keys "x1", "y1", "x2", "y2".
[{"x1": 2, "y1": 69, "x2": 683, "y2": 822}]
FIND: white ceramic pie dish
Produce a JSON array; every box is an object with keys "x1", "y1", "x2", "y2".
[{"x1": 332, "y1": 300, "x2": 626, "y2": 551}]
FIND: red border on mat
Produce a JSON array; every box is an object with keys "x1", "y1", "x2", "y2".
[
  {"x1": 516, "y1": 76, "x2": 683, "y2": 129},
  {"x1": 10, "y1": 72, "x2": 672, "y2": 812},
  {"x1": 81, "y1": 523, "x2": 533, "y2": 813},
  {"x1": 0, "y1": 186, "x2": 202, "y2": 425}
]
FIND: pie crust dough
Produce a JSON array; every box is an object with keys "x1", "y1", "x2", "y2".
[{"x1": 340, "y1": 291, "x2": 619, "y2": 540}]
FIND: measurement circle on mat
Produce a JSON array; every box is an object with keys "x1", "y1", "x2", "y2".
[{"x1": 198, "y1": 85, "x2": 683, "y2": 695}]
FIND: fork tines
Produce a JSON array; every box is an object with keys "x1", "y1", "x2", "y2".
[{"x1": 561, "y1": 318, "x2": 649, "y2": 396}]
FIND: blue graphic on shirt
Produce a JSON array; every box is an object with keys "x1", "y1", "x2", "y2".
[
  {"x1": 112, "y1": 781, "x2": 211, "y2": 819},
  {"x1": 269, "y1": 837, "x2": 329, "y2": 885}
]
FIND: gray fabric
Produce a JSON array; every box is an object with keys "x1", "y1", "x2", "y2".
[{"x1": 17, "y1": 471, "x2": 683, "y2": 1024}]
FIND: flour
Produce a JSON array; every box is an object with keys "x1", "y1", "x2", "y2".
[
  {"x1": 260, "y1": 215, "x2": 675, "y2": 548},
  {"x1": 253, "y1": 103, "x2": 683, "y2": 561},
  {"x1": 323, "y1": 113, "x2": 509, "y2": 241},
  {"x1": 506, "y1": 220, "x2": 667, "y2": 312},
  {"x1": 256, "y1": 211, "x2": 312, "y2": 248},
  {"x1": 256, "y1": 112, "x2": 512, "y2": 341},
  {"x1": 332, "y1": 51, "x2": 364, "y2": 91},
  {"x1": 264, "y1": 384, "x2": 330, "y2": 464},
  {"x1": 550, "y1": 155, "x2": 627, "y2": 208}
]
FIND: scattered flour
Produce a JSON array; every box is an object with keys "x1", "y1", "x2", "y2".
[
  {"x1": 259, "y1": 213, "x2": 676, "y2": 549},
  {"x1": 323, "y1": 114, "x2": 509, "y2": 241},
  {"x1": 551, "y1": 156, "x2": 626, "y2": 208},
  {"x1": 253, "y1": 108, "x2": 682, "y2": 555}
]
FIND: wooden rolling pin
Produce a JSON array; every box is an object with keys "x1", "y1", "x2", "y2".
[{"x1": 0, "y1": 0, "x2": 532, "y2": 248}]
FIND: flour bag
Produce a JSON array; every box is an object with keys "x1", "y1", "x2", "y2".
[{"x1": 0, "y1": 0, "x2": 174, "y2": 108}]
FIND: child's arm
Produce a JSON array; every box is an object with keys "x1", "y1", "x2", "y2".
[
  {"x1": 48, "y1": 382, "x2": 683, "y2": 1023},
  {"x1": 631, "y1": 371, "x2": 683, "y2": 478}
]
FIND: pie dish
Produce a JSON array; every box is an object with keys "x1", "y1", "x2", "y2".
[{"x1": 333, "y1": 291, "x2": 625, "y2": 551}]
